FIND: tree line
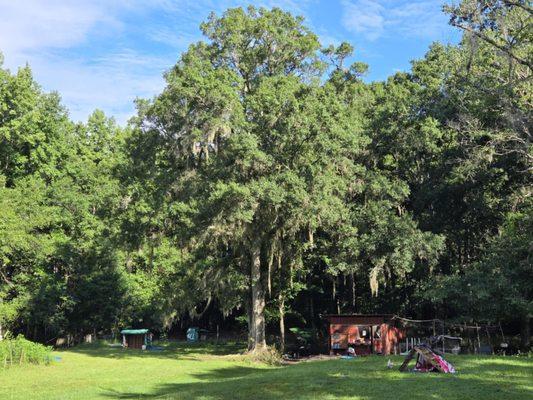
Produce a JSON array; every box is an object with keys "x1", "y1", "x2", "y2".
[{"x1": 0, "y1": 0, "x2": 531, "y2": 351}]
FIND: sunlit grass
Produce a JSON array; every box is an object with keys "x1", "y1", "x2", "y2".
[{"x1": 0, "y1": 342, "x2": 531, "y2": 399}]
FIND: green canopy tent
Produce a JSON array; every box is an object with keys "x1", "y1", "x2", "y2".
[{"x1": 121, "y1": 329, "x2": 152, "y2": 349}]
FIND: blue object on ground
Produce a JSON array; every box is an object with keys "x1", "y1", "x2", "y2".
[
  {"x1": 187, "y1": 327, "x2": 199, "y2": 342},
  {"x1": 54, "y1": 356, "x2": 62, "y2": 361},
  {"x1": 341, "y1": 355, "x2": 357, "y2": 360}
]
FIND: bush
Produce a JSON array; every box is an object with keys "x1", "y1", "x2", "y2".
[{"x1": 0, "y1": 335, "x2": 52, "y2": 368}]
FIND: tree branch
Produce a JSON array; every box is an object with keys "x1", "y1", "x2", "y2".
[
  {"x1": 0, "y1": 270, "x2": 14, "y2": 286},
  {"x1": 452, "y1": 22, "x2": 532, "y2": 69},
  {"x1": 502, "y1": 0, "x2": 533, "y2": 15}
]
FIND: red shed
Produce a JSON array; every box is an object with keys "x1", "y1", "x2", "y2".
[{"x1": 324, "y1": 314, "x2": 405, "y2": 356}]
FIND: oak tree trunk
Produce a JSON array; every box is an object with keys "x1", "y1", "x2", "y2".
[
  {"x1": 279, "y1": 293, "x2": 285, "y2": 352},
  {"x1": 248, "y1": 241, "x2": 266, "y2": 351},
  {"x1": 246, "y1": 301, "x2": 255, "y2": 350}
]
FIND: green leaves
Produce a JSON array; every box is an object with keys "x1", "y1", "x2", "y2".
[
  {"x1": 2, "y1": 2, "x2": 530, "y2": 344},
  {"x1": 201, "y1": 6, "x2": 323, "y2": 82}
]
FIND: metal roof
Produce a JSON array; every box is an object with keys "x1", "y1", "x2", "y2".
[
  {"x1": 120, "y1": 329, "x2": 149, "y2": 335},
  {"x1": 323, "y1": 314, "x2": 394, "y2": 318}
]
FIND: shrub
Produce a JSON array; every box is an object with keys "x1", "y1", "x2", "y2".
[{"x1": 0, "y1": 335, "x2": 52, "y2": 368}]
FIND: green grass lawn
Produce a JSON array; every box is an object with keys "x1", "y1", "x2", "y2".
[{"x1": 0, "y1": 342, "x2": 531, "y2": 400}]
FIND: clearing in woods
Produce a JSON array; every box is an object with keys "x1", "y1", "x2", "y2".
[{"x1": 0, "y1": 342, "x2": 531, "y2": 399}]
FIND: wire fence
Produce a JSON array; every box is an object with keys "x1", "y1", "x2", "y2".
[{"x1": 392, "y1": 316, "x2": 513, "y2": 355}]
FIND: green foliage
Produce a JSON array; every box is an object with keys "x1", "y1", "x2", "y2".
[
  {"x1": 0, "y1": 60, "x2": 131, "y2": 341},
  {"x1": 425, "y1": 202, "x2": 533, "y2": 323},
  {"x1": 0, "y1": 335, "x2": 52, "y2": 368},
  {"x1": 0, "y1": 1, "x2": 531, "y2": 350}
]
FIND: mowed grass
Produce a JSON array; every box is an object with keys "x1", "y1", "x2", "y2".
[{"x1": 0, "y1": 342, "x2": 532, "y2": 400}]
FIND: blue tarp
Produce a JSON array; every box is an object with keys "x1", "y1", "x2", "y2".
[{"x1": 187, "y1": 327, "x2": 199, "y2": 342}]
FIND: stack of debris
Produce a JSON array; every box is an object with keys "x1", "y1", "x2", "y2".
[{"x1": 399, "y1": 344, "x2": 456, "y2": 373}]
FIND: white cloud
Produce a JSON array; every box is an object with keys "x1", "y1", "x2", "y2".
[
  {"x1": 17, "y1": 50, "x2": 170, "y2": 124},
  {"x1": 318, "y1": 33, "x2": 344, "y2": 47},
  {"x1": 0, "y1": 0, "x2": 317, "y2": 124},
  {"x1": 148, "y1": 28, "x2": 202, "y2": 50},
  {"x1": 341, "y1": 0, "x2": 386, "y2": 41},
  {"x1": 0, "y1": 1, "x2": 119, "y2": 54},
  {"x1": 0, "y1": 0, "x2": 174, "y2": 124},
  {"x1": 341, "y1": 0, "x2": 448, "y2": 41},
  {"x1": 0, "y1": 0, "x2": 450, "y2": 123}
]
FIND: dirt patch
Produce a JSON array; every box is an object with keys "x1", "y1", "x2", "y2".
[{"x1": 281, "y1": 354, "x2": 340, "y2": 365}]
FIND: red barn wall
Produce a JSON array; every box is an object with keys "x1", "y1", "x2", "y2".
[{"x1": 326, "y1": 315, "x2": 405, "y2": 355}]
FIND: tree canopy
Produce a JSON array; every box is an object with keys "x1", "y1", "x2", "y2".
[{"x1": 0, "y1": 1, "x2": 531, "y2": 350}]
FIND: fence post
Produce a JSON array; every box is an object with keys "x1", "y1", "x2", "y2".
[
  {"x1": 486, "y1": 326, "x2": 493, "y2": 354},
  {"x1": 476, "y1": 323, "x2": 481, "y2": 353},
  {"x1": 442, "y1": 321, "x2": 445, "y2": 353}
]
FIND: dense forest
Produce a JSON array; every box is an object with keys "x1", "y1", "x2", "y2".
[{"x1": 0, "y1": 0, "x2": 531, "y2": 352}]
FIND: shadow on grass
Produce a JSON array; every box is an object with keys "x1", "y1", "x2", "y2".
[
  {"x1": 64, "y1": 340, "x2": 246, "y2": 361},
  {"x1": 190, "y1": 365, "x2": 261, "y2": 380},
  {"x1": 101, "y1": 357, "x2": 533, "y2": 400}
]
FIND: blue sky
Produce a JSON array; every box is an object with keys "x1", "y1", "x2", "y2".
[{"x1": 0, "y1": 0, "x2": 461, "y2": 125}]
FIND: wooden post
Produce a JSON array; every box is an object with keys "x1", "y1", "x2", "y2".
[
  {"x1": 442, "y1": 321, "x2": 445, "y2": 353},
  {"x1": 328, "y1": 322, "x2": 332, "y2": 355},
  {"x1": 464, "y1": 322, "x2": 469, "y2": 352},
  {"x1": 486, "y1": 326, "x2": 493, "y2": 354},
  {"x1": 499, "y1": 323, "x2": 506, "y2": 356},
  {"x1": 476, "y1": 323, "x2": 481, "y2": 353},
  {"x1": 370, "y1": 326, "x2": 374, "y2": 354}
]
